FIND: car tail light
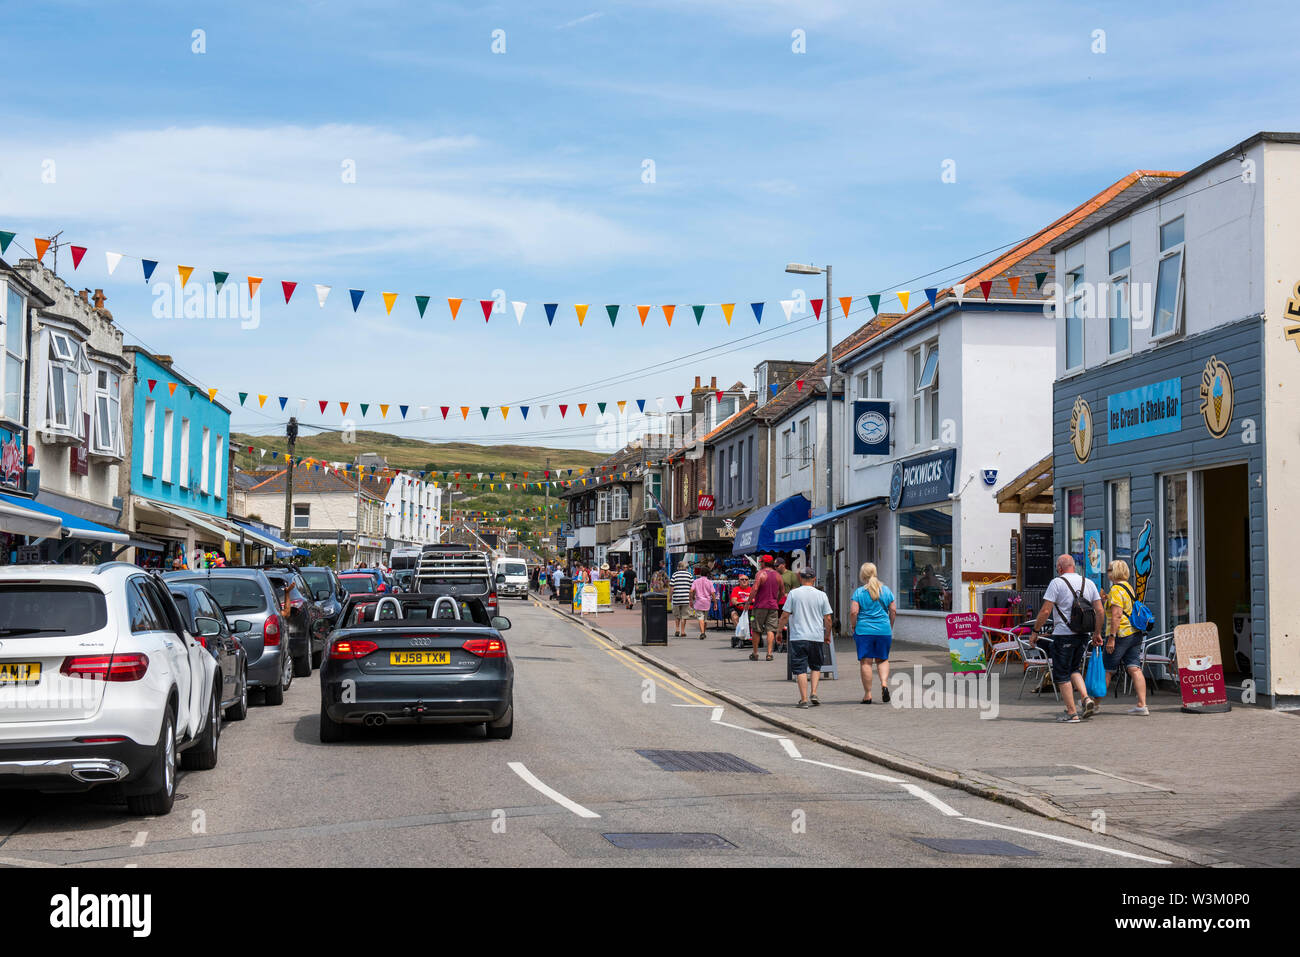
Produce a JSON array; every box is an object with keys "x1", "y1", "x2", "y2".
[
  {"x1": 487, "y1": 592, "x2": 498, "y2": 612},
  {"x1": 60, "y1": 653, "x2": 150, "y2": 681},
  {"x1": 330, "y1": 639, "x2": 378, "y2": 660},
  {"x1": 264, "y1": 614, "x2": 282, "y2": 647},
  {"x1": 462, "y1": 637, "x2": 507, "y2": 658},
  {"x1": 193, "y1": 633, "x2": 208, "y2": 649}
]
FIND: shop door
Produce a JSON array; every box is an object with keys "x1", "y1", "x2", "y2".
[{"x1": 1198, "y1": 464, "x2": 1250, "y2": 674}]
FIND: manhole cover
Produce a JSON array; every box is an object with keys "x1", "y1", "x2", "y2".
[
  {"x1": 603, "y1": 832, "x2": 736, "y2": 850},
  {"x1": 914, "y1": 838, "x2": 1038, "y2": 857},
  {"x1": 636, "y1": 749, "x2": 768, "y2": 773}
]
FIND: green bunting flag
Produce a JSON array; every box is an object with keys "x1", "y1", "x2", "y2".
[
  {"x1": 597, "y1": 402, "x2": 606, "y2": 414},
  {"x1": 414, "y1": 295, "x2": 430, "y2": 318},
  {"x1": 238, "y1": 392, "x2": 248, "y2": 406},
  {"x1": 692, "y1": 304, "x2": 705, "y2": 325},
  {"x1": 0, "y1": 231, "x2": 15, "y2": 255},
  {"x1": 606, "y1": 304, "x2": 619, "y2": 326},
  {"x1": 867, "y1": 294, "x2": 881, "y2": 315},
  {"x1": 360, "y1": 403, "x2": 369, "y2": 417},
  {"x1": 1034, "y1": 272, "x2": 1047, "y2": 291},
  {"x1": 480, "y1": 406, "x2": 489, "y2": 420},
  {"x1": 213, "y1": 271, "x2": 228, "y2": 292}
]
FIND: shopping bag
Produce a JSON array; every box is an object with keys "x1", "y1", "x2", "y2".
[
  {"x1": 734, "y1": 610, "x2": 749, "y2": 637},
  {"x1": 1085, "y1": 646, "x2": 1108, "y2": 698}
]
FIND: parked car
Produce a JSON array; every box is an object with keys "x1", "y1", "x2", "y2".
[
  {"x1": 493, "y1": 558, "x2": 530, "y2": 599},
  {"x1": 262, "y1": 568, "x2": 329, "y2": 676},
  {"x1": 339, "y1": 571, "x2": 385, "y2": 597},
  {"x1": 0, "y1": 563, "x2": 223, "y2": 815},
  {"x1": 168, "y1": 580, "x2": 249, "y2": 722},
  {"x1": 319, "y1": 594, "x2": 514, "y2": 742},
  {"x1": 299, "y1": 565, "x2": 346, "y2": 628},
  {"x1": 164, "y1": 568, "x2": 293, "y2": 705}
]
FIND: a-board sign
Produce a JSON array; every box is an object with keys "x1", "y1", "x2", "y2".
[
  {"x1": 1022, "y1": 525, "x2": 1054, "y2": 590},
  {"x1": 946, "y1": 612, "x2": 986, "y2": 674},
  {"x1": 1173, "y1": 622, "x2": 1231, "y2": 713}
]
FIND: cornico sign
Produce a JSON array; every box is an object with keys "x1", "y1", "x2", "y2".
[
  {"x1": 889, "y1": 448, "x2": 956, "y2": 511},
  {"x1": 852, "y1": 400, "x2": 890, "y2": 456}
]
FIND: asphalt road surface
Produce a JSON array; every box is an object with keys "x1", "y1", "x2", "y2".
[{"x1": 0, "y1": 600, "x2": 1182, "y2": 867}]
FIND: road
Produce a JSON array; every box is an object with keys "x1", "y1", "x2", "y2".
[{"x1": 0, "y1": 600, "x2": 1180, "y2": 867}]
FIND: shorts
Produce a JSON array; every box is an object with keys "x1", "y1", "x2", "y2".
[
  {"x1": 690, "y1": 607, "x2": 708, "y2": 620},
  {"x1": 672, "y1": 603, "x2": 691, "y2": 621},
  {"x1": 1049, "y1": 633, "x2": 1089, "y2": 685},
  {"x1": 1104, "y1": 634, "x2": 1142, "y2": 672},
  {"x1": 752, "y1": 608, "x2": 780, "y2": 636},
  {"x1": 789, "y1": 639, "x2": 825, "y2": 675},
  {"x1": 854, "y1": 633, "x2": 892, "y2": 661}
]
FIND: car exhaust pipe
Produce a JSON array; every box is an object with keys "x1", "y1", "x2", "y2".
[
  {"x1": 363, "y1": 713, "x2": 387, "y2": 727},
  {"x1": 69, "y1": 760, "x2": 128, "y2": 783}
]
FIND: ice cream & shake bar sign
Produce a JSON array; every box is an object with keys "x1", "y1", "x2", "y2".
[{"x1": 1106, "y1": 376, "x2": 1182, "y2": 445}]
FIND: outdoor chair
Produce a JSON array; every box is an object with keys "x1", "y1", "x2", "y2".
[
  {"x1": 1016, "y1": 632, "x2": 1057, "y2": 701},
  {"x1": 1138, "y1": 632, "x2": 1176, "y2": 692},
  {"x1": 983, "y1": 625, "x2": 1024, "y2": 674}
]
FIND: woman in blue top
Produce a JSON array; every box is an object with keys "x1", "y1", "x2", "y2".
[{"x1": 849, "y1": 563, "x2": 897, "y2": 704}]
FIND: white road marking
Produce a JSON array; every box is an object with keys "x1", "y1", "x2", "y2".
[
  {"x1": 713, "y1": 719, "x2": 783, "y2": 739},
  {"x1": 794, "y1": 757, "x2": 905, "y2": 784},
  {"x1": 902, "y1": 783, "x2": 962, "y2": 817},
  {"x1": 710, "y1": 707, "x2": 725, "y2": 722},
  {"x1": 960, "y1": 816, "x2": 1171, "y2": 864},
  {"x1": 507, "y1": 762, "x2": 600, "y2": 819},
  {"x1": 130, "y1": 831, "x2": 148, "y2": 848},
  {"x1": 779, "y1": 738, "x2": 802, "y2": 758}
]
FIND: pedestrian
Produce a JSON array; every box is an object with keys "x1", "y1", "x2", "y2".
[
  {"x1": 623, "y1": 564, "x2": 638, "y2": 609},
  {"x1": 690, "y1": 565, "x2": 716, "y2": 639},
  {"x1": 1103, "y1": 559, "x2": 1149, "y2": 715},
  {"x1": 551, "y1": 563, "x2": 563, "y2": 598},
  {"x1": 728, "y1": 573, "x2": 752, "y2": 627},
  {"x1": 746, "y1": 554, "x2": 783, "y2": 661},
  {"x1": 650, "y1": 560, "x2": 669, "y2": 593},
  {"x1": 1030, "y1": 554, "x2": 1105, "y2": 723},
  {"x1": 780, "y1": 568, "x2": 833, "y2": 708},
  {"x1": 777, "y1": 556, "x2": 798, "y2": 596},
  {"x1": 670, "y1": 561, "x2": 694, "y2": 637},
  {"x1": 849, "y1": 563, "x2": 897, "y2": 704}
]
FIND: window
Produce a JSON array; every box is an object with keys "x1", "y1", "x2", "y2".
[
  {"x1": 128, "y1": 579, "x2": 165, "y2": 633},
  {"x1": 1066, "y1": 488, "x2": 1085, "y2": 571},
  {"x1": 596, "y1": 488, "x2": 609, "y2": 523},
  {"x1": 868, "y1": 363, "x2": 883, "y2": 399},
  {"x1": 161, "y1": 409, "x2": 174, "y2": 482},
  {"x1": 46, "y1": 333, "x2": 88, "y2": 433},
  {"x1": 91, "y1": 369, "x2": 122, "y2": 456},
  {"x1": 1108, "y1": 478, "x2": 1132, "y2": 567},
  {"x1": 2, "y1": 284, "x2": 27, "y2": 423},
  {"x1": 200, "y1": 427, "x2": 211, "y2": 493},
  {"x1": 911, "y1": 341, "x2": 940, "y2": 445},
  {"x1": 798, "y1": 417, "x2": 811, "y2": 468},
  {"x1": 896, "y1": 505, "x2": 953, "y2": 612},
  {"x1": 1065, "y1": 266, "x2": 1085, "y2": 370},
  {"x1": 735, "y1": 440, "x2": 744, "y2": 503},
  {"x1": 644, "y1": 471, "x2": 662, "y2": 511},
  {"x1": 746, "y1": 436, "x2": 754, "y2": 501},
  {"x1": 1108, "y1": 243, "x2": 1130, "y2": 356},
  {"x1": 781, "y1": 429, "x2": 792, "y2": 475},
  {"x1": 611, "y1": 486, "x2": 629, "y2": 521},
  {"x1": 1152, "y1": 216, "x2": 1185, "y2": 339},
  {"x1": 215, "y1": 434, "x2": 224, "y2": 499},
  {"x1": 293, "y1": 503, "x2": 310, "y2": 529},
  {"x1": 179, "y1": 418, "x2": 191, "y2": 488},
  {"x1": 142, "y1": 399, "x2": 156, "y2": 477}
]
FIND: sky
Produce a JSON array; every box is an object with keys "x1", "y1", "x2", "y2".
[{"x1": 3, "y1": 0, "x2": 1299, "y2": 453}]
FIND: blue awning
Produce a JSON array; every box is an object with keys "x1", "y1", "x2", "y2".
[
  {"x1": 731, "y1": 493, "x2": 811, "y2": 555},
  {"x1": 0, "y1": 492, "x2": 128, "y2": 543},
  {"x1": 231, "y1": 519, "x2": 304, "y2": 556},
  {"x1": 773, "y1": 497, "x2": 887, "y2": 544}
]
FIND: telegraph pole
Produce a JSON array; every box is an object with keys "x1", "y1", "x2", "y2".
[
  {"x1": 283, "y1": 417, "x2": 298, "y2": 547},
  {"x1": 544, "y1": 456, "x2": 551, "y2": 549}
]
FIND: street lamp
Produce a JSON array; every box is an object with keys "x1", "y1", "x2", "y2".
[{"x1": 785, "y1": 261, "x2": 836, "y2": 610}]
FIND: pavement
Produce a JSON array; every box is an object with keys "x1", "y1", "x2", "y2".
[
  {"x1": 542, "y1": 592, "x2": 1300, "y2": 867},
  {"x1": 0, "y1": 601, "x2": 1174, "y2": 868}
]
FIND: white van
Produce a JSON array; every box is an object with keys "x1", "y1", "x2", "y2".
[{"x1": 493, "y1": 558, "x2": 530, "y2": 599}]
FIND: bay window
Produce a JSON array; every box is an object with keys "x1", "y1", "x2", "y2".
[
  {"x1": 2, "y1": 284, "x2": 26, "y2": 423},
  {"x1": 91, "y1": 367, "x2": 122, "y2": 456},
  {"x1": 47, "y1": 333, "x2": 89, "y2": 435}
]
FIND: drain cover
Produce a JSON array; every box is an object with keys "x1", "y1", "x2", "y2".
[
  {"x1": 604, "y1": 832, "x2": 736, "y2": 850},
  {"x1": 914, "y1": 838, "x2": 1038, "y2": 857},
  {"x1": 636, "y1": 749, "x2": 768, "y2": 773}
]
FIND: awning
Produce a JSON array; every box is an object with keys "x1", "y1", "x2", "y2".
[
  {"x1": 608, "y1": 536, "x2": 632, "y2": 554},
  {"x1": 137, "y1": 499, "x2": 241, "y2": 543},
  {"x1": 0, "y1": 496, "x2": 63, "y2": 537},
  {"x1": 773, "y1": 497, "x2": 887, "y2": 544},
  {"x1": 231, "y1": 519, "x2": 305, "y2": 556},
  {"x1": 0, "y1": 492, "x2": 127, "y2": 543},
  {"x1": 731, "y1": 493, "x2": 811, "y2": 555}
]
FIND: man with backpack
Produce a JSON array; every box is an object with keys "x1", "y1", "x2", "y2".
[{"x1": 1030, "y1": 554, "x2": 1105, "y2": 723}]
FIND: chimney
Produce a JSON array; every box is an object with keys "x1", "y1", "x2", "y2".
[
  {"x1": 694, "y1": 376, "x2": 701, "y2": 389},
  {"x1": 710, "y1": 376, "x2": 717, "y2": 390},
  {"x1": 92, "y1": 289, "x2": 107, "y2": 310},
  {"x1": 76, "y1": 289, "x2": 89, "y2": 304}
]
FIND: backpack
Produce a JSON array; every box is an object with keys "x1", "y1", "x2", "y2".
[
  {"x1": 1117, "y1": 582, "x2": 1154, "y2": 633},
  {"x1": 1053, "y1": 575, "x2": 1097, "y2": 635}
]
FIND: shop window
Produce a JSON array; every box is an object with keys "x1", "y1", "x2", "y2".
[
  {"x1": 1162, "y1": 472, "x2": 1190, "y2": 630},
  {"x1": 1108, "y1": 478, "x2": 1132, "y2": 567},
  {"x1": 896, "y1": 505, "x2": 953, "y2": 612},
  {"x1": 1108, "y1": 243, "x2": 1130, "y2": 356},
  {"x1": 1066, "y1": 488, "x2": 1085, "y2": 570},
  {"x1": 1152, "y1": 216, "x2": 1185, "y2": 340}
]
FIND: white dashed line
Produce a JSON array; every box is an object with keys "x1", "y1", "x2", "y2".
[
  {"x1": 794, "y1": 757, "x2": 905, "y2": 784},
  {"x1": 902, "y1": 783, "x2": 962, "y2": 817},
  {"x1": 507, "y1": 762, "x2": 600, "y2": 819},
  {"x1": 960, "y1": 816, "x2": 1171, "y2": 864},
  {"x1": 778, "y1": 738, "x2": 802, "y2": 758}
]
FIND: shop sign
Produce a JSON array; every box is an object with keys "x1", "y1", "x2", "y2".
[
  {"x1": 697, "y1": 493, "x2": 715, "y2": 511},
  {"x1": 852, "y1": 400, "x2": 890, "y2": 456},
  {"x1": 1, "y1": 429, "x2": 25, "y2": 491},
  {"x1": 665, "y1": 523, "x2": 686, "y2": 547},
  {"x1": 1198, "y1": 356, "x2": 1234, "y2": 438},
  {"x1": 685, "y1": 516, "x2": 735, "y2": 542},
  {"x1": 1069, "y1": 396, "x2": 1093, "y2": 463},
  {"x1": 1284, "y1": 280, "x2": 1300, "y2": 350},
  {"x1": 656, "y1": 527, "x2": 665, "y2": 547},
  {"x1": 70, "y1": 414, "x2": 90, "y2": 477},
  {"x1": 17, "y1": 545, "x2": 40, "y2": 564},
  {"x1": 946, "y1": 612, "x2": 985, "y2": 674},
  {"x1": 1173, "y1": 622, "x2": 1230, "y2": 712},
  {"x1": 1106, "y1": 377, "x2": 1181, "y2": 445},
  {"x1": 889, "y1": 448, "x2": 956, "y2": 511}
]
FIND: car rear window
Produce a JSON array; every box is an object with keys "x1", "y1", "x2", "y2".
[
  {"x1": 339, "y1": 575, "x2": 376, "y2": 594},
  {"x1": 203, "y1": 578, "x2": 267, "y2": 614},
  {"x1": 501, "y1": 563, "x2": 526, "y2": 577},
  {"x1": 0, "y1": 584, "x2": 109, "y2": 637},
  {"x1": 302, "y1": 570, "x2": 332, "y2": 593}
]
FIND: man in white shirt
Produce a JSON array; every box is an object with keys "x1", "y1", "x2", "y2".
[
  {"x1": 779, "y1": 569, "x2": 833, "y2": 709},
  {"x1": 1031, "y1": 554, "x2": 1105, "y2": 723}
]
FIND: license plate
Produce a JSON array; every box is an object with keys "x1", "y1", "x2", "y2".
[
  {"x1": 389, "y1": 651, "x2": 451, "y2": 666},
  {"x1": 0, "y1": 662, "x2": 41, "y2": 685}
]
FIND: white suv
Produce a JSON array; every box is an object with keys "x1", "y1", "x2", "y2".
[{"x1": 0, "y1": 562, "x2": 221, "y2": 815}]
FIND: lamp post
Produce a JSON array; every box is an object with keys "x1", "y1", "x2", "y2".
[{"x1": 785, "y1": 262, "x2": 836, "y2": 612}]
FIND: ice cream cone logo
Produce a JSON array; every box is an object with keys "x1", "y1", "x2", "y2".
[
  {"x1": 1133, "y1": 518, "x2": 1153, "y2": 603},
  {"x1": 1070, "y1": 396, "x2": 1093, "y2": 463},
  {"x1": 1198, "y1": 355, "x2": 1233, "y2": 439}
]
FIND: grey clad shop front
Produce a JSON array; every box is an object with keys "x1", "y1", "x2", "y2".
[{"x1": 1052, "y1": 316, "x2": 1266, "y2": 698}]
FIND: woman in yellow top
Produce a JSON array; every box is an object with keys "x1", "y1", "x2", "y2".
[{"x1": 1102, "y1": 560, "x2": 1148, "y2": 714}]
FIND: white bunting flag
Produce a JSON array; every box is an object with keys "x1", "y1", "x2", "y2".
[
  {"x1": 512, "y1": 301, "x2": 527, "y2": 325},
  {"x1": 315, "y1": 284, "x2": 331, "y2": 307},
  {"x1": 105, "y1": 251, "x2": 123, "y2": 275},
  {"x1": 781, "y1": 299, "x2": 795, "y2": 322},
  {"x1": 298, "y1": 399, "x2": 306, "y2": 414},
  {"x1": 952, "y1": 282, "x2": 965, "y2": 302},
  {"x1": 539, "y1": 404, "x2": 549, "y2": 419},
  {"x1": 419, "y1": 406, "x2": 429, "y2": 418}
]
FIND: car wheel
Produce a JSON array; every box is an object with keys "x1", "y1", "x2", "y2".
[
  {"x1": 225, "y1": 663, "x2": 249, "y2": 721},
  {"x1": 264, "y1": 655, "x2": 289, "y2": 706},
  {"x1": 292, "y1": 643, "x2": 312, "y2": 678},
  {"x1": 126, "y1": 706, "x2": 177, "y2": 816},
  {"x1": 486, "y1": 699, "x2": 513, "y2": 740},
  {"x1": 319, "y1": 697, "x2": 346, "y2": 743},
  {"x1": 183, "y1": 685, "x2": 221, "y2": 771}
]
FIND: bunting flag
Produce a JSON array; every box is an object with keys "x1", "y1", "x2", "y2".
[
  {"x1": 168, "y1": 383, "x2": 179, "y2": 397},
  {"x1": 415, "y1": 295, "x2": 430, "y2": 317},
  {"x1": 0, "y1": 231, "x2": 14, "y2": 255},
  {"x1": 213, "y1": 270, "x2": 228, "y2": 292},
  {"x1": 178, "y1": 265, "x2": 194, "y2": 288},
  {"x1": 349, "y1": 289, "x2": 365, "y2": 312},
  {"x1": 952, "y1": 282, "x2": 965, "y2": 302},
  {"x1": 383, "y1": 292, "x2": 398, "y2": 315},
  {"x1": 575, "y1": 303, "x2": 589, "y2": 326},
  {"x1": 839, "y1": 296, "x2": 852, "y2": 319},
  {"x1": 924, "y1": 288, "x2": 938, "y2": 308},
  {"x1": 867, "y1": 294, "x2": 881, "y2": 315},
  {"x1": 545, "y1": 303, "x2": 558, "y2": 325},
  {"x1": 675, "y1": 395, "x2": 684, "y2": 408},
  {"x1": 207, "y1": 388, "x2": 218, "y2": 402},
  {"x1": 480, "y1": 407, "x2": 489, "y2": 420},
  {"x1": 781, "y1": 300, "x2": 795, "y2": 321},
  {"x1": 480, "y1": 299, "x2": 493, "y2": 322},
  {"x1": 662, "y1": 304, "x2": 675, "y2": 326},
  {"x1": 315, "y1": 284, "x2": 331, "y2": 307},
  {"x1": 360, "y1": 403, "x2": 369, "y2": 417},
  {"x1": 248, "y1": 276, "x2": 263, "y2": 299},
  {"x1": 238, "y1": 392, "x2": 248, "y2": 406},
  {"x1": 318, "y1": 400, "x2": 328, "y2": 414},
  {"x1": 769, "y1": 383, "x2": 779, "y2": 396},
  {"x1": 597, "y1": 402, "x2": 607, "y2": 414},
  {"x1": 399, "y1": 405, "x2": 409, "y2": 419},
  {"x1": 896, "y1": 290, "x2": 910, "y2": 312},
  {"x1": 637, "y1": 304, "x2": 649, "y2": 326},
  {"x1": 340, "y1": 402, "x2": 349, "y2": 416},
  {"x1": 380, "y1": 404, "x2": 390, "y2": 418},
  {"x1": 440, "y1": 406, "x2": 449, "y2": 420},
  {"x1": 578, "y1": 403, "x2": 588, "y2": 417},
  {"x1": 559, "y1": 404, "x2": 568, "y2": 418},
  {"x1": 282, "y1": 281, "x2": 297, "y2": 304},
  {"x1": 980, "y1": 280, "x2": 993, "y2": 300},
  {"x1": 752, "y1": 302, "x2": 764, "y2": 324},
  {"x1": 1035, "y1": 272, "x2": 1048, "y2": 290},
  {"x1": 448, "y1": 298, "x2": 463, "y2": 320},
  {"x1": 141, "y1": 259, "x2": 157, "y2": 281},
  {"x1": 1008, "y1": 276, "x2": 1021, "y2": 296},
  {"x1": 512, "y1": 301, "x2": 526, "y2": 324},
  {"x1": 606, "y1": 304, "x2": 619, "y2": 327},
  {"x1": 636, "y1": 399, "x2": 645, "y2": 413},
  {"x1": 460, "y1": 406, "x2": 469, "y2": 420},
  {"x1": 34, "y1": 238, "x2": 51, "y2": 263},
  {"x1": 796, "y1": 380, "x2": 805, "y2": 392},
  {"x1": 500, "y1": 406, "x2": 509, "y2": 420},
  {"x1": 258, "y1": 394, "x2": 267, "y2": 408},
  {"x1": 810, "y1": 298, "x2": 823, "y2": 320},
  {"x1": 721, "y1": 303, "x2": 734, "y2": 325},
  {"x1": 147, "y1": 379, "x2": 157, "y2": 393},
  {"x1": 692, "y1": 304, "x2": 705, "y2": 325},
  {"x1": 105, "y1": 252, "x2": 122, "y2": 275}
]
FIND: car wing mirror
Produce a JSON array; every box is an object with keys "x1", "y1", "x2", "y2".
[
  {"x1": 491, "y1": 616, "x2": 511, "y2": 631},
  {"x1": 195, "y1": 616, "x2": 222, "y2": 638},
  {"x1": 232, "y1": 619, "x2": 253, "y2": 633}
]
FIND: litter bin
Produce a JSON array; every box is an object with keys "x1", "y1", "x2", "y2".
[
  {"x1": 641, "y1": 592, "x2": 668, "y2": 645},
  {"x1": 559, "y1": 577, "x2": 575, "y2": 605}
]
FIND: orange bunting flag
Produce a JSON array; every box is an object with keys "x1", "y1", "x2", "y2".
[
  {"x1": 575, "y1": 304, "x2": 589, "y2": 326},
  {"x1": 662, "y1": 304, "x2": 675, "y2": 326},
  {"x1": 460, "y1": 406, "x2": 470, "y2": 420},
  {"x1": 721, "y1": 303, "x2": 735, "y2": 325},
  {"x1": 839, "y1": 296, "x2": 852, "y2": 318},
  {"x1": 207, "y1": 388, "x2": 218, "y2": 402},
  {"x1": 340, "y1": 402, "x2": 349, "y2": 415},
  {"x1": 578, "y1": 403, "x2": 588, "y2": 417},
  {"x1": 637, "y1": 305, "x2": 650, "y2": 325},
  {"x1": 617, "y1": 400, "x2": 626, "y2": 414},
  {"x1": 1007, "y1": 276, "x2": 1021, "y2": 296},
  {"x1": 380, "y1": 404, "x2": 390, "y2": 418},
  {"x1": 34, "y1": 238, "x2": 51, "y2": 262},
  {"x1": 248, "y1": 277, "x2": 263, "y2": 299},
  {"x1": 448, "y1": 298, "x2": 463, "y2": 320},
  {"x1": 167, "y1": 382, "x2": 178, "y2": 396},
  {"x1": 500, "y1": 406, "x2": 509, "y2": 420},
  {"x1": 257, "y1": 394, "x2": 268, "y2": 408},
  {"x1": 178, "y1": 266, "x2": 194, "y2": 288},
  {"x1": 382, "y1": 292, "x2": 398, "y2": 315}
]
